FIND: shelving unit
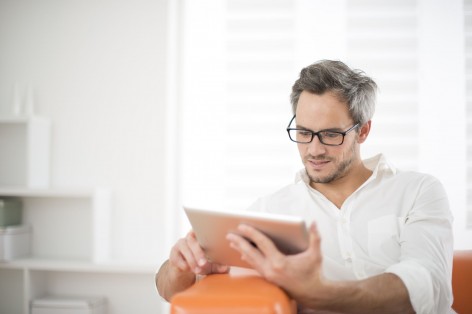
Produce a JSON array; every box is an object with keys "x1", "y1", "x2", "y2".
[
  {"x1": 0, "y1": 187, "x2": 113, "y2": 314},
  {"x1": 0, "y1": 116, "x2": 159, "y2": 314}
]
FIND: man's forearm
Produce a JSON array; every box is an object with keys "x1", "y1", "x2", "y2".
[
  {"x1": 302, "y1": 273, "x2": 415, "y2": 314},
  {"x1": 156, "y1": 260, "x2": 196, "y2": 301}
]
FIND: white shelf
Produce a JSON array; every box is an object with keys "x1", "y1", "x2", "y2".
[
  {"x1": 0, "y1": 258, "x2": 156, "y2": 274},
  {"x1": 0, "y1": 187, "x2": 96, "y2": 198},
  {"x1": 0, "y1": 116, "x2": 30, "y2": 123}
]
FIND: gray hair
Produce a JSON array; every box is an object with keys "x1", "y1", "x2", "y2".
[{"x1": 290, "y1": 60, "x2": 377, "y2": 125}]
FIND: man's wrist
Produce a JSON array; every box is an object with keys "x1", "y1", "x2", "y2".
[{"x1": 157, "y1": 260, "x2": 196, "y2": 301}]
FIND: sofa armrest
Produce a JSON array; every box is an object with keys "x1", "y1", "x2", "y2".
[
  {"x1": 452, "y1": 250, "x2": 472, "y2": 313},
  {"x1": 170, "y1": 273, "x2": 296, "y2": 314}
]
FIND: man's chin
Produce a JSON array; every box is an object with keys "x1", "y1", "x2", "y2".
[{"x1": 305, "y1": 169, "x2": 335, "y2": 184}]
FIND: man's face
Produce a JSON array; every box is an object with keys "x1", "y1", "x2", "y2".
[{"x1": 295, "y1": 91, "x2": 361, "y2": 185}]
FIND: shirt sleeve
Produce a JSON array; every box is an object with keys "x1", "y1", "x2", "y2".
[{"x1": 385, "y1": 175, "x2": 454, "y2": 314}]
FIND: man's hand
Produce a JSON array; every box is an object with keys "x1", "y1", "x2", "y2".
[
  {"x1": 226, "y1": 222, "x2": 326, "y2": 305},
  {"x1": 156, "y1": 230, "x2": 230, "y2": 301},
  {"x1": 170, "y1": 230, "x2": 230, "y2": 275}
]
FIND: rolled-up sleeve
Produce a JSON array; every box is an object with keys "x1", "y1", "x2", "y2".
[{"x1": 385, "y1": 176, "x2": 454, "y2": 314}]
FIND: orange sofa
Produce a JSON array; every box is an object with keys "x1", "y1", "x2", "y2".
[
  {"x1": 170, "y1": 250, "x2": 472, "y2": 314},
  {"x1": 452, "y1": 250, "x2": 472, "y2": 313}
]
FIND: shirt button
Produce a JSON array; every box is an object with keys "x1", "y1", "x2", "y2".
[{"x1": 345, "y1": 252, "x2": 352, "y2": 261}]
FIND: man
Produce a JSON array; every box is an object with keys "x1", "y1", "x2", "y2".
[{"x1": 156, "y1": 60, "x2": 454, "y2": 313}]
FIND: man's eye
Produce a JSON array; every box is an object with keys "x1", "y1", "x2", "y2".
[
  {"x1": 321, "y1": 132, "x2": 341, "y2": 138},
  {"x1": 298, "y1": 130, "x2": 312, "y2": 137}
]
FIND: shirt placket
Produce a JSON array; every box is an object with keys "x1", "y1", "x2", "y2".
[
  {"x1": 336, "y1": 205, "x2": 353, "y2": 262},
  {"x1": 337, "y1": 201, "x2": 367, "y2": 279}
]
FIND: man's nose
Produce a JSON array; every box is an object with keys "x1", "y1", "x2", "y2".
[{"x1": 307, "y1": 135, "x2": 327, "y2": 155}]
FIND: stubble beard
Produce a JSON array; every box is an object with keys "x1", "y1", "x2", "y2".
[{"x1": 305, "y1": 141, "x2": 357, "y2": 184}]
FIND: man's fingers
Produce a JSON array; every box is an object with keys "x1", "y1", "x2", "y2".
[
  {"x1": 185, "y1": 231, "x2": 208, "y2": 268},
  {"x1": 227, "y1": 227, "x2": 268, "y2": 271},
  {"x1": 168, "y1": 231, "x2": 208, "y2": 274},
  {"x1": 169, "y1": 243, "x2": 192, "y2": 272},
  {"x1": 237, "y1": 224, "x2": 281, "y2": 256},
  {"x1": 308, "y1": 222, "x2": 321, "y2": 249},
  {"x1": 306, "y1": 222, "x2": 323, "y2": 264}
]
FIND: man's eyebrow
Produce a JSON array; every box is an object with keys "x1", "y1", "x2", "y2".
[{"x1": 295, "y1": 124, "x2": 311, "y2": 130}]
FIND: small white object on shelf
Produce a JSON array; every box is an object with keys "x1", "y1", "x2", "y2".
[
  {"x1": 31, "y1": 295, "x2": 106, "y2": 314},
  {"x1": 0, "y1": 116, "x2": 50, "y2": 188},
  {"x1": 24, "y1": 84, "x2": 35, "y2": 116},
  {"x1": 11, "y1": 83, "x2": 22, "y2": 116},
  {"x1": 9, "y1": 83, "x2": 36, "y2": 116},
  {"x1": 0, "y1": 225, "x2": 30, "y2": 261}
]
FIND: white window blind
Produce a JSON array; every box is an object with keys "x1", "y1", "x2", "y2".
[
  {"x1": 346, "y1": 0, "x2": 419, "y2": 170},
  {"x1": 224, "y1": 0, "x2": 300, "y2": 210},
  {"x1": 179, "y1": 0, "x2": 300, "y2": 214}
]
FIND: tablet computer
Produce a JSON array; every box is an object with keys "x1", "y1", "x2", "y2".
[{"x1": 184, "y1": 206, "x2": 309, "y2": 268}]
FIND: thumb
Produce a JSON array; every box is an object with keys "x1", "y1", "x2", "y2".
[{"x1": 308, "y1": 221, "x2": 322, "y2": 252}]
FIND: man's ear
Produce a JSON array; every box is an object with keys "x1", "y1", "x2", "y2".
[{"x1": 357, "y1": 120, "x2": 371, "y2": 144}]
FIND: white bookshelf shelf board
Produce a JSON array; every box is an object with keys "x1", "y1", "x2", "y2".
[
  {"x1": 0, "y1": 116, "x2": 30, "y2": 123},
  {"x1": 0, "y1": 187, "x2": 96, "y2": 198},
  {"x1": 0, "y1": 258, "x2": 156, "y2": 274}
]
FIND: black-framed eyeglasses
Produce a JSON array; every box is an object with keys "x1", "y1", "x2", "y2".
[{"x1": 286, "y1": 115, "x2": 359, "y2": 146}]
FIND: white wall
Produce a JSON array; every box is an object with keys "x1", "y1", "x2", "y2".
[{"x1": 0, "y1": 0, "x2": 170, "y2": 264}]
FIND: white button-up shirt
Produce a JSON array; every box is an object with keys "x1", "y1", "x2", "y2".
[{"x1": 247, "y1": 154, "x2": 454, "y2": 314}]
